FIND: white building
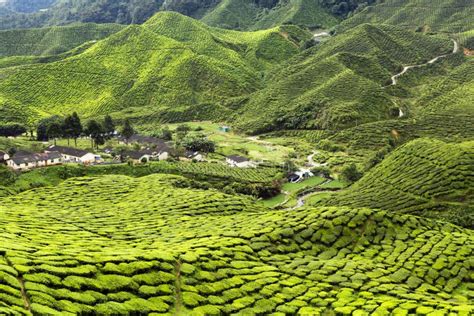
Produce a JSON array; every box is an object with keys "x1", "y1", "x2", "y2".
[
  {"x1": 0, "y1": 151, "x2": 9, "y2": 164},
  {"x1": 7, "y1": 152, "x2": 62, "y2": 171},
  {"x1": 45, "y1": 145, "x2": 101, "y2": 164},
  {"x1": 182, "y1": 151, "x2": 204, "y2": 162},
  {"x1": 226, "y1": 155, "x2": 256, "y2": 168}
]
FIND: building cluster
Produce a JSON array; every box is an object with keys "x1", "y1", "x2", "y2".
[
  {"x1": 1, "y1": 145, "x2": 102, "y2": 171},
  {"x1": 1, "y1": 132, "x2": 260, "y2": 172}
]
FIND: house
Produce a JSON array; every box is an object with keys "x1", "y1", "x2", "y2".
[
  {"x1": 0, "y1": 151, "x2": 9, "y2": 164},
  {"x1": 7, "y1": 152, "x2": 62, "y2": 171},
  {"x1": 219, "y1": 126, "x2": 231, "y2": 133},
  {"x1": 182, "y1": 150, "x2": 204, "y2": 162},
  {"x1": 117, "y1": 134, "x2": 171, "y2": 160},
  {"x1": 226, "y1": 155, "x2": 256, "y2": 168},
  {"x1": 122, "y1": 150, "x2": 153, "y2": 163},
  {"x1": 45, "y1": 145, "x2": 101, "y2": 164},
  {"x1": 288, "y1": 170, "x2": 314, "y2": 183}
]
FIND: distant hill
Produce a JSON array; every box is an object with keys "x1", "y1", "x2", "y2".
[
  {"x1": 0, "y1": 0, "x2": 341, "y2": 30},
  {"x1": 1, "y1": 0, "x2": 56, "y2": 13},
  {"x1": 0, "y1": 23, "x2": 124, "y2": 57},
  {"x1": 339, "y1": 0, "x2": 474, "y2": 33},
  {"x1": 235, "y1": 24, "x2": 453, "y2": 133},
  {"x1": 325, "y1": 138, "x2": 474, "y2": 228},
  {"x1": 0, "y1": 12, "x2": 310, "y2": 125}
]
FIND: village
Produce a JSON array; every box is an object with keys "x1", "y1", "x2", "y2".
[
  {"x1": 0, "y1": 133, "x2": 260, "y2": 171},
  {"x1": 0, "y1": 115, "x2": 265, "y2": 173}
]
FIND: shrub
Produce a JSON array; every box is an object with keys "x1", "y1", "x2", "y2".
[{"x1": 341, "y1": 163, "x2": 363, "y2": 182}]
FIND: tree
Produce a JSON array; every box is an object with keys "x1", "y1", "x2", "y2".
[
  {"x1": 160, "y1": 127, "x2": 172, "y2": 141},
  {"x1": 103, "y1": 115, "x2": 115, "y2": 138},
  {"x1": 46, "y1": 121, "x2": 63, "y2": 145},
  {"x1": 36, "y1": 115, "x2": 62, "y2": 141},
  {"x1": 62, "y1": 115, "x2": 74, "y2": 146},
  {"x1": 0, "y1": 165, "x2": 16, "y2": 185},
  {"x1": 85, "y1": 120, "x2": 104, "y2": 150},
  {"x1": 182, "y1": 134, "x2": 215, "y2": 153},
  {"x1": 283, "y1": 159, "x2": 298, "y2": 174},
  {"x1": 341, "y1": 163, "x2": 363, "y2": 182},
  {"x1": 70, "y1": 112, "x2": 83, "y2": 147},
  {"x1": 0, "y1": 124, "x2": 27, "y2": 137},
  {"x1": 121, "y1": 119, "x2": 134, "y2": 144}
]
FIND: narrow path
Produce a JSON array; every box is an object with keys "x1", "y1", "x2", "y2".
[
  {"x1": 290, "y1": 180, "x2": 333, "y2": 210},
  {"x1": 174, "y1": 260, "x2": 183, "y2": 315},
  {"x1": 386, "y1": 39, "x2": 459, "y2": 86},
  {"x1": 4, "y1": 255, "x2": 31, "y2": 313}
]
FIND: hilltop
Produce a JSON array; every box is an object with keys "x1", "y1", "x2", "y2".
[
  {"x1": 0, "y1": 174, "x2": 472, "y2": 314},
  {"x1": 235, "y1": 23, "x2": 453, "y2": 133},
  {"x1": 0, "y1": 23, "x2": 124, "y2": 57},
  {"x1": 339, "y1": 0, "x2": 474, "y2": 33},
  {"x1": 0, "y1": 12, "x2": 310, "y2": 125},
  {"x1": 324, "y1": 138, "x2": 474, "y2": 228},
  {"x1": 0, "y1": 0, "x2": 340, "y2": 31}
]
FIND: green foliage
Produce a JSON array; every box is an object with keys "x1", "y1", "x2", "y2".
[
  {"x1": 236, "y1": 24, "x2": 453, "y2": 133},
  {"x1": 182, "y1": 134, "x2": 216, "y2": 153},
  {"x1": 340, "y1": 0, "x2": 474, "y2": 33},
  {"x1": 0, "y1": 123, "x2": 26, "y2": 137},
  {"x1": 341, "y1": 163, "x2": 363, "y2": 182},
  {"x1": 0, "y1": 12, "x2": 309, "y2": 127},
  {"x1": 326, "y1": 138, "x2": 474, "y2": 227},
  {"x1": 0, "y1": 173, "x2": 472, "y2": 313},
  {"x1": 0, "y1": 23, "x2": 124, "y2": 57}
]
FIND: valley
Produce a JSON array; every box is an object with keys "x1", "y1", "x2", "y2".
[{"x1": 0, "y1": 0, "x2": 473, "y2": 314}]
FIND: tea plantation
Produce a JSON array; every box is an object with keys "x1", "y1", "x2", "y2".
[
  {"x1": 326, "y1": 138, "x2": 474, "y2": 228},
  {"x1": 0, "y1": 174, "x2": 472, "y2": 314}
]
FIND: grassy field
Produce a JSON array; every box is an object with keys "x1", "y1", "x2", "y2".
[
  {"x1": 141, "y1": 121, "x2": 297, "y2": 164},
  {"x1": 0, "y1": 173, "x2": 472, "y2": 314}
]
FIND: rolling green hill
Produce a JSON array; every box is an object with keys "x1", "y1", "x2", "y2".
[
  {"x1": 325, "y1": 138, "x2": 474, "y2": 228},
  {"x1": 235, "y1": 23, "x2": 453, "y2": 133},
  {"x1": 201, "y1": 0, "x2": 339, "y2": 30},
  {"x1": 0, "y1": 12, "x2": 310, "y2": 125},
  {"x1": 0, "y1": 23, "x2": 124, "y2": 57},
  {"x1": 339, "y1": 0, "x2": 474, "y2": 33},
  {"x1": 0, "y1": 0, "x2": 340, "y2": 31},
  {"x1": 0, "y1": 173, "x2": 472, "y2": 314}
]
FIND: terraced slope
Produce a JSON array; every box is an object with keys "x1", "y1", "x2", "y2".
[
  {"x1": 340, "y1": 0, "x2": 474, "y2": 33},
  {"x1": 0, "y1": 23, "x2": 124, "y2": 57},
  {"x1": 201, "y1": 0, "x2": 339, "y2": 30},
  {"x1": 0, "y1": 12, "x2": 309, "y2": 125},
  {"x1": 326, "y1": 138, "x2": 474, "y2": 228},
  {"x1": 236, "y1": 24, "x2": 453, "y2": 133},
  {"x1": 0, "y1": 0, "x2": 339, "y2": 31},
  {"x1": 0, "y1": 174, "x2": 473, "y2": 314}
]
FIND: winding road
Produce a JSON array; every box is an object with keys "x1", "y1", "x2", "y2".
[{"x1": 387, "y1": 39, "x2": 459, "y2": 86}]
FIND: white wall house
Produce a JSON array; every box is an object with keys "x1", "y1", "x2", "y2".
[
  {"x1": 46, "y1": 145, "x2": 101, "y2": 164},
  {"x1": 182, "y1": 151, "x2": 204, "y2": 162},
  {"x1": 0, "y1": 151, "x2": 9, "y2": 164},
  {"x1": 8, "y1": 152, "x2": 62, "y2": 171},
  {"x1": 226, "y1": 155, "x2": 256, "y2": 168}
]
